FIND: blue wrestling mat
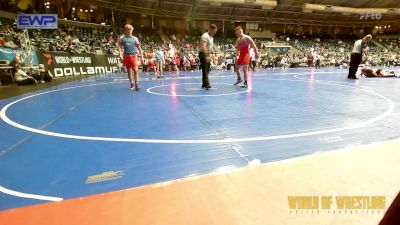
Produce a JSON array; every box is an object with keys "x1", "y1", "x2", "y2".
[{"x1": 1, "y1": 68, "x2": 400, "y2": 210}]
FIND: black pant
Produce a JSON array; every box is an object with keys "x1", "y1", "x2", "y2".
[
  {"x1": 42, "y1": 71, "x2": 53, "y2": 82},
  {"x1": 250, "y1": 60, "x2": 257, "y2": 71},
  {"x1": 348, "y1": 53, "x2": 362, "y2": 78},
  {"x1": 16, "y1": 78, "x2": 35, "y2": 85},
  {"x1": 199, "y1": 52, "x2": 210, "y2": 87},
  {"x1": 315, "y1": 59, "x2": 320, "y2": 68}
]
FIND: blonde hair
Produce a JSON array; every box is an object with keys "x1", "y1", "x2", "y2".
[{"x1": 124, "y1": 24, "x2": 133, "y2": 30}]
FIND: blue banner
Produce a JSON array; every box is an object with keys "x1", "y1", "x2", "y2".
[
  {"x1": 0, "y1": 47, "x2": 39, "y2": 65},
  {"x1": 17, "y1": 14, "x2": 58, "y2": 29}
]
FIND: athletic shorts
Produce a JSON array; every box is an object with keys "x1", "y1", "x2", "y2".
[
  {"x1": 123, "y1": 55, "x2": 137, "y2": 68},
  {"x1": 236, "y1": 53, "x2": 250, "y2": 66}
]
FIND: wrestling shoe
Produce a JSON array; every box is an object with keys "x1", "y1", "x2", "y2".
[
  {"x1": 135, "y1": 83, "x2": 141, "y2": 91},
  {"x1": 234, "y1": 78, "x2": 242, "y2": 85}
]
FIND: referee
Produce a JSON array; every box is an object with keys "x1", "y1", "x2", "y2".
[
  {"x1": 348, "y1": 34, "x2": 372, "y2": 79},
  {"x1": 199, "y1": 24, "x2": 218, "y2": 89}
]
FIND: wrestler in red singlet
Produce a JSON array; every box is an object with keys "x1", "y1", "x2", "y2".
[
  {"x1": 234, "y1": 27, "x2": 259, "y2": 88},
  {"x1": 236, "y1": 38, "x2": 251, "y2": 66}
]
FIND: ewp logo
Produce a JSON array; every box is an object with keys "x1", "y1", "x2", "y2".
[
  {"x1": 360, "y1": 12, "x2": 382, "y2": 20},
  {"x1": 17, "y1": 14, "x2": 58, "y2": 29}
]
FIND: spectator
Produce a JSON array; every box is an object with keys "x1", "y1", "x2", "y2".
[
  {"x1": 3, "y1": 35, "x2": 18, "y2": 48},
  {"x1": 36, "y1": 64, "x2": 52, "y2": 83},
  {"x1": 14, "y1": 64, "x2": 37, "y2": 85}
]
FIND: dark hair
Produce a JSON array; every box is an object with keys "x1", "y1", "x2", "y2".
[{"x1": 210, "y1": 24, "x2": 218, "y2": 30}]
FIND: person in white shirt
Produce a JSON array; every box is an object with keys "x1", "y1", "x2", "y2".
[
  {"x1": 348, "y1": 34, "x2": 372, "y2": 79},
  {"x1": 199, "y1": 24, "x2": 218, "y2": 89},
  {"x1": 14, "y1": 66, "x2": 37, "y2": 85}
]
